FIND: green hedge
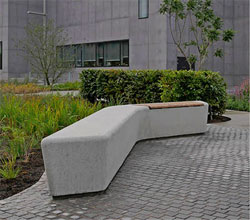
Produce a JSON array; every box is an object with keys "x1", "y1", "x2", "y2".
[
  {"x1": 160, "y1": 70, "x2": 227, "y2": 116},
  {"x1": 80, "y1": 69, "x2": 162, "y2": 104},
  {"x1": 80, "y1": 69, "x2": 227, "y2": 116}
]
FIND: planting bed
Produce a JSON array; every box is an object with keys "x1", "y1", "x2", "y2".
[
  {"x1": 0, "y1": 149, "x2": 44, "y2": 200},
  {"x1": 0, "y1": 94, "x2": 102, "y2": 200},
  {"x1": 208, "y1": 115, "x2": 231, "y2": 123}
]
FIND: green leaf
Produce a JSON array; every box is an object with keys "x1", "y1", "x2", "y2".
[
  {"x1": 223, "y1": 29, "x2": 235, "y2": 42},
  {"x1": 214, "y1": 48, "x2": 224, "y2": 57}
]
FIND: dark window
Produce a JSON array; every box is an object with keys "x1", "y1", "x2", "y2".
[
  {"x1": 57, "y1": 40, "x2": 129, "y2": 68},
  {"x1": 56, "y1": 46, "x2": 64, "y2": 68},
  {"x1": 0, "y1": 42, "x2": 2, "y2": 70},
  {"x1": 75, "y1": 45, "x2": 82, "y2": 67},
  {"x1": 63, "y1": 45, "x2": 75, "y2": 67},
  {"x1": 177, "y1": 57, "x2": 195, "y2": 70},
  {"x1": 97, "y1": 43, "x2": 104, "y2": 67},
  {"x1": 83, "y1": 43, "x2": 97, "y2": 67},
  {"x1": 56, "y1": 46, "x2": 63, "y2": 61},
  {"x1": 138, "y1": 0, "x2": 149, "y2": 19},
  {"x1": 121, "y1": 41, "x2": 129, "y2": 66},
  {"x1": 105, "y1": 41, "x2": 121, "y2": 67}
]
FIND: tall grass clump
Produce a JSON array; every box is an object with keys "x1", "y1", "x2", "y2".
[
  {"x1": 0, "y1": 156, "x2": 20, "y2": 180},
  {"x1": 0, "y1": 94, "x2": 102, "y2": 179}
]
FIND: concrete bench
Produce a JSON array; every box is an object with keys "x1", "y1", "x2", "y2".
[{"x1": 41, "y1": 101, "x2": 208, "y2": 197}]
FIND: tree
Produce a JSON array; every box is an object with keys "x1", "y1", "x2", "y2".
[
  {"x1": 160, "y1": 0, "x2": 235, "y2": 70},
  {"x1": 17, "y1": 20, "x2": 72, "y2": 86}
]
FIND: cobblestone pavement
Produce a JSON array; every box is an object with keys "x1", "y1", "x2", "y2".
[{"x1": 0, "y1": 125, "x2": 249, "y2": 220}]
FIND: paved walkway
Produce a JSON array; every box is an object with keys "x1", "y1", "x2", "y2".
[
  {"x1": 214, "y1": 110, "x2": 249, "y2": 129},
  {"x1": 0, "y1": 124, "x2": 249, "y2": 220}
]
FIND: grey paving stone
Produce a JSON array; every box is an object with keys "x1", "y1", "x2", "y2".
[
  {"x1": 46, "y1": 215, "x2": 57, "y2": 219},
  {"x1": 4, "y1": 216, "x2": 20, "y2": 220},
  {"x1": 202, "y1": 215, "x2": 216, "y2": 220},
  {"x1": 70, "y1": 215, "x2": 80, "y2": 219},
  {"x1": 0, "y1": 125, "x2": 249, "y2": 220}
]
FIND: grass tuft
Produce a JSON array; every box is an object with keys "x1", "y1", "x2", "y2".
[{"x1": 0, "y1": 156, "x2": 21, "y2": 179}]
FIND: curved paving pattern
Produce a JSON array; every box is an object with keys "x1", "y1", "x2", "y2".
[{"x1": 0, "y1": 125, "x2": 249, "y2": 220}]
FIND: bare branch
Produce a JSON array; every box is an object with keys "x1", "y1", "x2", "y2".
[{"x1": 16, "y1": 20, "x2": 72, "y2": 85}]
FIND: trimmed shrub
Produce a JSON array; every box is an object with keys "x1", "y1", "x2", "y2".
[
  {"x1": 80, "y1": 69, "x2": 227, "y2": 116},
  {"x1": 80, "y1": 69, "x2": 162, "y2": 104},
  {"x1": 160, "y1": 70, "x2": 227, "y2": 117}
]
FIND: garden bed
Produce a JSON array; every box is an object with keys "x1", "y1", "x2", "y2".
[
  {"x1": 0, "y1": 149, "x2": 44, "y2": 200},
  {"x1": 0, "y1": 81, "x2": 81, "y2": 94},
  {"x1": 0, "y1": 94, "x2": 102, "y2": 200}
]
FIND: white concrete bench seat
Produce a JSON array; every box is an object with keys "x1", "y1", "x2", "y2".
[{"x1": 41, "y1": 101, "x2": 208, "y2": 197}]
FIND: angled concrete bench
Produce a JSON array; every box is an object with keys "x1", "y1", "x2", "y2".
[{"x1": 41, "y1": 101, "x2": 208, "y2": 197}]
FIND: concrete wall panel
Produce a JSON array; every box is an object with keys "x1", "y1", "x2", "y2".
[
  {"x1": 0, "y1": 0, "x2": 9, "y2": 80},
  {"x1": 0, "y1": 0, "x2": 248, "y2": 88},
  {"x1": 119, "y1": 0, "x2": 130, "y2": 18},
  {"x1": 148, "y1": 43, "x2": 166, "y2": 69},
  {"x1": 130, "y1": 44, "x2": 149, "y2": 69}
]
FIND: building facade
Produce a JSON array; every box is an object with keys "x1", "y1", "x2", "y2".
[{"x1": 0, "y1": 0, "x2": 249, "y2": 89}]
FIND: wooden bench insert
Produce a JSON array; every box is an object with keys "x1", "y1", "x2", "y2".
[{"x1": 137, "y1": 101, "x2": 204, "y2": 109}]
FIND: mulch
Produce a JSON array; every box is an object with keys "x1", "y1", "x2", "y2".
[{"x1": 208, "y1": 115, "x2": 231, "y2": 124}]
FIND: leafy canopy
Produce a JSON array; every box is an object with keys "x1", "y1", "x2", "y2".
[{"x1": 160, "y1": 0, "x2": 235, "y2": 70}]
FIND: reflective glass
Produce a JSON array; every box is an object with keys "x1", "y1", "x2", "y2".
[
  {"x1": 139, "y1": 0, "x2": 149, "y2": 18},
  {"x1": 105, "y1": 42, "x2": 121, "y2": 67},
  {"x1": 83, "y1": 44, "x2": 96, "y2": 67}
]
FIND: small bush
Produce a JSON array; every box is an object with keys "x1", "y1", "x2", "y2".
[
  {"x1": 80, "y1": 69, "x2": 227, "y2": 116},
  {"x1": 227, "y1": 96, "x2": 250, "y2": 112},
  {"x1": 227, "y1": 78, "x2": 250, "y2": 112}
]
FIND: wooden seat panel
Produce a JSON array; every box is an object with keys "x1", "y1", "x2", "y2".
[{"x1": 137, "y1": 101, "x2": 204, "y2": 109}]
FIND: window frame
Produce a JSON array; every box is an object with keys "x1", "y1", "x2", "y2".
[
  {"x1": 83, "y1": 43, "x2": 97, "y2": 67},
  {"x1": 104, "y1": 41, "x2": 122, "y2": 67},
  {"x1": 121, "y1": 41, "x2": 129, "y2": 66},
  {"x1": 75, "y1": 44, "x2": 83, "y2": 68},
  {"x1": 97, "y1": 43, "x2": 104, "y2": 67},
  {"x1": 138, "y1": 0, "x2": 149, "y2": 19},
  {"x1": 57, "y1": 40, "x2": 129, "y2": 68},
  {"x1": 63, "y1": 45, "x2": 76, "y2": 68}
]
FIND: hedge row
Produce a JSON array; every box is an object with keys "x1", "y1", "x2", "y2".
[{"x1": 80, "y1": 69, "x2": 227, "y2": 116}]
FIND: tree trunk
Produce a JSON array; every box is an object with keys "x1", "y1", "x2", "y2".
[{"x1": 45, "y1": 75, "x2": 50, "y2": 86}]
